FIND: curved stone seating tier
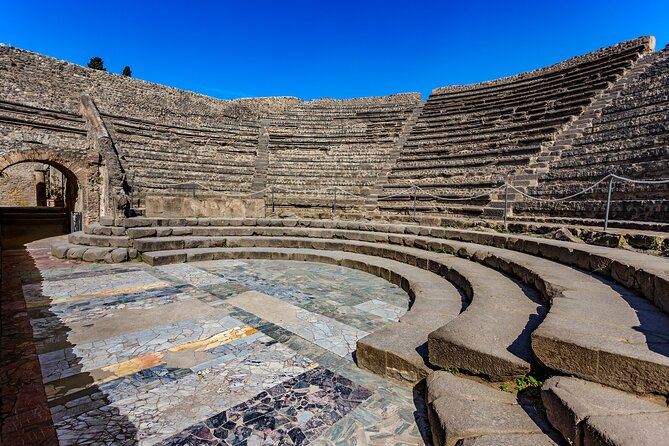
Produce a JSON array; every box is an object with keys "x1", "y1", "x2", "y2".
[
  {"x1": 423, "y1": 79, "x2": 614, "y2": 117},
  {"x1": 263, "y1": 100, "x2": 417, "y2": 204},
  {"x1": 175, "y1": 246, "x2": 464, "y2": 384},
  {"x1": 546, "y1": 147, "x2": 669, "y2": 171},
  {"x1": 513, "y1": 199, "x2": 669, "y2": 223},
  {"x1": 61, "y1": 218, "x2": 669, "y2": 393},
  {"x1": 428, "y1": 42, "x2": 647, "y2": 101},
  {"x1": 524, "y1": 182, "x2": 669, "y2": 202},
  {"x1": 128, "y1": 235, "x2": 544, "y2": 381},
  {"x1": 132, "y1": 239, "x2": 542, "y2": 381},
  {"x1": 378, "y1": 203, "x2": 491, "y2": 218},
  {"x1": 104, "y1": 115, "x2": 261, "y2": 193},
  {"x1": 381, "y1": 38, "x2": 652, "y2": 219},
  {"x1": 405, "y1": 113, "x2": 577, "y2": 145},
  {"x1": 392, "y1": 148, "x2": 538, "y2": 170},
  {"x1": 541, "y1": 376, "x2": 669, "y2": 446},
  {"x1": 416, "y1": 99, "x2": 592, "y2": 127},
  {"x1": 529, "y1": 47, "x2": 669, "y2": 222},
  {"x1": 87, "y1": 217, "x2": 669, "y2": 313},
  {"x1": 426, "y1": 372, "x2": 561, "y2": 446},
  {"x1": 131, "y1": 234, "x2": 668, "y2": 393}
]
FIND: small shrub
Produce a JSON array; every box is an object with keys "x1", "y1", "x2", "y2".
[{"x1": 648, "y1": 236, "x2": 662, "y2": 251}]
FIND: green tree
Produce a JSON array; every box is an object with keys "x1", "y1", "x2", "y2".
[
  {"x1": 122, "y1": 66, "x2": 132, "y2": 77},
  {"x1": 87, "y1": 57, "x2": 106, "y2": 71}
]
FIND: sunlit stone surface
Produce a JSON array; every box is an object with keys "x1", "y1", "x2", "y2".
[{"x1": 4, "y1": 244, "x2": 430, "y2": 445}]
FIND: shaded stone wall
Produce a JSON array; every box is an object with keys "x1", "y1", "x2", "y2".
[
  {"x1": 0, "y1": 99, "x2": 100, "y2": 223},
  {"x1": 0, "y1": 162, "x2": 38, "y2": 206}
]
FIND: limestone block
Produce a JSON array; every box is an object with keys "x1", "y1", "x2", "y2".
[{"x1": 145, "y1": 196, "x2": 265, "y2": 218}]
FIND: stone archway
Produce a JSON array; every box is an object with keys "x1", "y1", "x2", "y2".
[{"x1": 0, "y1": 150, "x2": 100, "y2": 225}]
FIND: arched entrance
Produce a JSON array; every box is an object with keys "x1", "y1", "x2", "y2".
[{"x1": 0, "y1": 152, "x2": 97, "y2": 247}]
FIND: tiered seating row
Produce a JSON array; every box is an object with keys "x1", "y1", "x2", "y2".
[
  {"x1": 53, "y1": 216, "x2": 669, "y2": 446},
  {"x1": 521, "y1": 46, "x2": 669, "y2": 222},
  {"x1": 381, "y1": 37, "x2": 653, "y2": 218},
  {"x1": 104, "y1": 113, "x2": 260, "y2": 194},
  {"x1": 263, "y1": 101, "x2": 419, "y2": 202}
]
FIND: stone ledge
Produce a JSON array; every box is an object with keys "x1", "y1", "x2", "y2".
[
  {"x1": 426, "y1": 371, "x2": 560, "y2": 446},
  {"x1": 542, "y1": 376, "x2": 669, "y2": 446}
]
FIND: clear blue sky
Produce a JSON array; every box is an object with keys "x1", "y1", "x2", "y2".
[{"x1": 1, "y1": 0, "x2": 667, "y2": 101}]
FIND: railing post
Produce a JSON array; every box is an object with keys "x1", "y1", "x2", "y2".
[
  {"x1": 504, "y1": 182, "x2": 509, "y2": 229},
  {"x1": 412, "y1": 186, "x2": 417, "y2": 216},
  {"x1": 332, "y1": 189, "x2": 337, "y2": 213},
  {"x1": 604, "y1": 175, "x2": 614, "y2": 232},
  {"x1": 271, "y1": 188, "x2": 275, "y2": 213},
  {"x1": 192, "y1": 185, "x2": 196, "y2": 198}
]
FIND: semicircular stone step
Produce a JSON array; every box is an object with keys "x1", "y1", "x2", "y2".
[
  {"x1": 142, "y1": 236, "x2": 549, "y2": 380},
  {"x1": 427, "y1": 371, "x2": 562, "y2": 446},
  {"x1": 541, "y1": 376, "x2": 669, "y2": 446}
]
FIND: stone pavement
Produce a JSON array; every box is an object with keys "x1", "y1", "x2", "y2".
[{"x1": 1, "y1": 241, "x2": 430, "y2": 445}]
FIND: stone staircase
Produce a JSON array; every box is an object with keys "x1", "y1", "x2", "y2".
[
  {"x1": 379, "y1": 37, "x2": 654, "y2": 219},
  {"x1": 513, "y1": 45, "x2": 669, "y2": 222},
  {"x1": 489, "y1": 43, "x2": 661, "y2": 220}
]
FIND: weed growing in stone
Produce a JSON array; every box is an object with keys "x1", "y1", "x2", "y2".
[
  {"x1": 443, "y1": 366, "x2": 460, "y2": 375},
  {"x1": 499, "y1": 383, "x2": 512, "y2": 393},
  {"x1": 515, "y1": 374, "x2": 542, "y2": 397}
]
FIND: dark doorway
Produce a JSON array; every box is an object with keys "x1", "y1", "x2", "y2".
[{"x1": 0, "y1": 161, "x2": 80, "y2": 249}]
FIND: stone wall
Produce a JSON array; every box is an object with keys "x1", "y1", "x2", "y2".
[
  {"x1": 0, "y1": 162, "x2": 38, "y2": 206},
  {"x1": 1, "y1": 38, "x2": 668, "y2": 224},
  {"x1": 145, "y1": 196, "x2": 265, "y2": 218}
]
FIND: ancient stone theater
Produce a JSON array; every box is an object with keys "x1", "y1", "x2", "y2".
[{"x1": 1, "y1": 36, "x2": 668, "y2": 446}]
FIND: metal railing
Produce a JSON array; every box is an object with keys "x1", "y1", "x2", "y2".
[
  {"x1": 70, "y1": 211, "x2": 82, "y2": 232},
  {"x1": 134, "y1": 173, "x2": 669, "y2": 231}
]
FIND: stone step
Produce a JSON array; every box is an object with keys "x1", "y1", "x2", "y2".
[
  {"x1": 426, "y1": 371, "x2": 562, "y2": 446},
  {"x1": 83, "y1": 224, "x2": 127, "y2": 236},
  {"x1": 541, "y1": 376, "x2": 669, "y2": 446},
  {"x1": 50, "y1": 241, "x2": 131, "y2": 263},
  {"x1": 139, "y1": 236, "x2": 545, "y2": 380},
  {"x1": 114, "y1": 218, "x2": 669, "y2": 312},
  {"x1": 127, "y1": 226, "x2": 669, "y2": 393},
  {"x1": 68, "y1": 231, "x2": 130, "y2": 248}
]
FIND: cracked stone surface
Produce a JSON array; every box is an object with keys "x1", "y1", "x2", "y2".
[{"x1": 2, "y1": 243, "x2": 430, "y2": 445}]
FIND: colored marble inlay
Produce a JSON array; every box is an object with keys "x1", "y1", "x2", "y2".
[
  {"x1": 159, "y1": 367, "x2": 373, "y2": 446},
  {"x1": 2, "y1": 245, "x2": 429, "y2": 446}
]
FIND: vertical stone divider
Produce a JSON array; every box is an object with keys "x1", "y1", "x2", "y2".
[
  {"x1": 368, "y1": 104, "x2": 424, "y2": 211},
  {"x1": 79, "y1": 94, "x2": 129, "y2": 222},
  {"x1": 251, "y1": 118, "x2": 270, "y2": 210},
  {"x1": 484, "y1": 41, "x2": 658, "y2": 220}
]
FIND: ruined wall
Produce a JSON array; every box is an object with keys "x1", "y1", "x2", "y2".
[
  {"x1": 1, "y1": 45, "x2": 421, "y2": 207},
  {"x1": 0, "y1": 162, "x2": 38, "y2": 206},
  {"x1": 2, "y1": 38, "x2": 667, "y2": 223},
  {"x1": 1, "y1": 45, "x2": 276, "y2": 128}
]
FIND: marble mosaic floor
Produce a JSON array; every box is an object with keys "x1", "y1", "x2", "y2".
[{"x1": 1, "y1": 242, "x2": 432, "y2": 445}]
